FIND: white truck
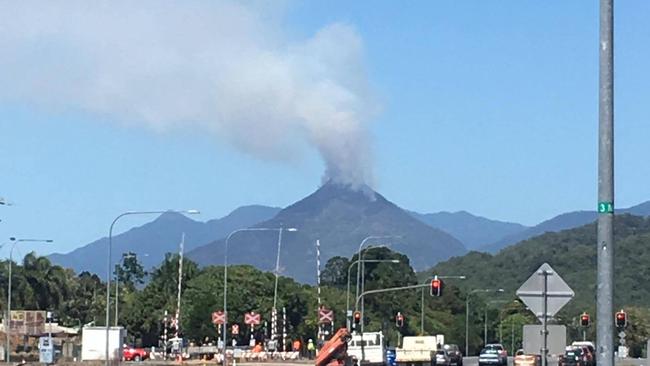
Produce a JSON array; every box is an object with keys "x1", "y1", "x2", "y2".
[
  {"x1": 81, "y1": 326, "x2": 126, "y2": 361},
  {"x1": 395, "y1": 335, "x2": 445, "y2": 366},
  {"x1": 347, "y1": 332, "x2": 386, "y2": 366}
]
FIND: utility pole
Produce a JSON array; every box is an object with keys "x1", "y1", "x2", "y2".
[{"x1": 597, "y1": 2, "x2": 614, "y2": 366}]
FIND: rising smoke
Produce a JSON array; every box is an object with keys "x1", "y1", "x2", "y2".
[{"x1": 0, "y1": 1, "x2": 377, "y2": 186}]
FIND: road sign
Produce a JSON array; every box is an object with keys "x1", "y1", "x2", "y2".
[
  {"x1": 598, "y1": 201, "x2": 614, "y2": 213},
  {"x1": 319, "y1": 308, "x2": 334, "y2": 324},
  {"x1": 516, "y1": 263, "x2": 574, "y2": 321},
  {"x1": 231, "y1": 324, "x2": 239, "y2": 335},
  {"x1": 212, "y1": 311, "x2": 226, "y2": 325},
  {"x1": 523, "y1": 325, "x2": 566, "y2": 355},
  {"x1": 244, "y1": 312, "x2": 261, "y2": 325}
]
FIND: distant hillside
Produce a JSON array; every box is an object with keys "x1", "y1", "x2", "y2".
[
  {"x1": 48, "y1": 205, "x2": 281, "y2": 276},
  {"x1": 430, "y1": 214, "x2": 650, "y2": 316},
  {"x1": 188, "y1": 182, "x2": 467, "y2": 283},
  {"x1": 481, "y1": 201, "x2": 650, "y2": 253},
  {"x1": 411, "y1": 210, "x2": 527, "y2": 250}
]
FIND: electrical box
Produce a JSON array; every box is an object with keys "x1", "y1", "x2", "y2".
[{"x1": 39, "y1": 337, "x2": 54, "y2": 364}]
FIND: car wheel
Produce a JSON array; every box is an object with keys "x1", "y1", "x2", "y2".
[{"x1": 134, "y1": 355, "x2": 141, "y2": 362}]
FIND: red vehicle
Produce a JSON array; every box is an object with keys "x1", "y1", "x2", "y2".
[
  {"x1": 123, "y1": 345, "x2": 149, "y2": 362},
  {"x1": 315, "y1": 328, "x2": 353, "y2": 366}
]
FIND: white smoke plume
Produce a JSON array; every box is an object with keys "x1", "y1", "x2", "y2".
[{"x1": 0, "y1": 1, "x2": 377, "y2": 186}]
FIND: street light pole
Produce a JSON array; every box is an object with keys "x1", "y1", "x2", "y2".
[
  {"x1": 484, "y1": 300, "x2": 508, "y2": 347},
  {"x1": 354, "y1": 236, "x2": 395, "y2": 312},
  {"x1": 359, "y1": 245, "x2": 396, "y2": 333},
  {"x1": 420, "y1": 275, "x2": 466, "y2": 335},
  {"x1": 346, "y1": 259, "x2": 399, "y2": 329},
  {"x1": 222, "y1": 227, "x2": 297, "y2": 366},
  {"x1": 105, "y1": 209, "x2": 199, "y2": 366},
  {"x1": 355, "y1": 282, "x2": 433, "y2": 363},
  {"x1": 465, "y1": 288, "x2": 504, "y2": 357},
  {"x1": 5, "y1": 237, "x2": 53, "y2": 365}
]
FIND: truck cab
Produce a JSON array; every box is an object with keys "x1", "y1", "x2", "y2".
[{"x1": 347, "y1": 332, "x2": 386, "y2": 366}]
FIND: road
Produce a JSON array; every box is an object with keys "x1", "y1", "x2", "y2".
[{"x1": 462, "y1": 356, "x2": 647, "y2": 366}]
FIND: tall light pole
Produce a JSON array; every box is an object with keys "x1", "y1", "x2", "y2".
[
  {"x1": 5, "y1": 237, "x2": 53, "y2": 365},
  {"x1": 420, "y1": 275, "x2": 466, "y2": 335},
  {"x1": 222, "y1": 226, "x2": 297, "y2": 365},
  {"x1": 465, "y1": 288, "x2": 504, "y2": 356},
  {"x1": 484, "y1": 300, "x2": 508, "y2": 346},
  {"x1": 359, "y1": 245, "x2": 398, "y2": 333},
  {"x1": 105, "y1": 209, "x2": 199, "y2": 366},
  {"x1": 597, "y1": 2, "x2": 614, "y2": 366},
  {"x1": 354, "y1": 236, "x2": 397, "y2": 311},
  {"x1": 345, "y1": 258, "x2": 399, "y2": 329}
]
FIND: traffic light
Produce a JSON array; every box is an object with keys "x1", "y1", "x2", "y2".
[
  {"x1": 615, "y1": 310, "x2": 627, "y2": 328},
  {"x1": 395, "y1": 312, "x2": 404, "y2": 328},
  {"x1": 430, "y1": 277, "x2": 443, "y2": 297},
  {"x1": 353, "y1": 311, "x2": 362, "y2": 326},
  {"x1": 580, "y1": 312, "x2": 590, "y2": 327}
]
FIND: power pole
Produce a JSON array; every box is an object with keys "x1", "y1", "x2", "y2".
[{"x1": 597, "y1": 2, "x2": 614, "y2": 366}]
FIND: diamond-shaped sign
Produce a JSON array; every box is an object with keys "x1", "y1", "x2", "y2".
[{"x1": 516, "y1": 263, "x2": 574, "y2": 322}]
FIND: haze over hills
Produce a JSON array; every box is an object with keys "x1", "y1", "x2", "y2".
[
  {"x1": 187, "y1": 181, "x2": 467, "y2": 283},
  {"x1": 48, "y1": 205, "x2": 280, "y2": 276},
  {"x1": 481, "y1": 201, "x2": 650, "y2": 253},
  {"x1": 410, "y1": 210, "x2": 528, "y2": 250}
]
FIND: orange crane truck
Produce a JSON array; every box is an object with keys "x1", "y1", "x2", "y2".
[{"x1": 315, "y1": 328, "x2": 354, "y2": 366}]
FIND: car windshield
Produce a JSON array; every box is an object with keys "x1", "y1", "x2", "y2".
[
  {"x1": 481, "y1": 349, "x2": 498, "y2": 354},
  {"x1": 436, "y1": 351, "x2": 446, "y2": 355}
]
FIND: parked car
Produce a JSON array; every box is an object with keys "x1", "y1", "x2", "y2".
[
  {"x1": 124, "y1": 345, "x2": 149, "y2": 362},
  {"x1": 443, "y1": 344, "x2": 463, "y2": 366},
  {"x1": 432, "y1": 350, "x2": 451, "y2": 366},
  {"x1": 479, "y1": 348, "x2": 506, "y2": 366},
  {"x1": 513, "y1": 349, "x2": 541, "y2": 366}
]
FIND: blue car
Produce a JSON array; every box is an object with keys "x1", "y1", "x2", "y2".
[{"x1": 385, "y1": 348, "x2": 396, "y2": 366}]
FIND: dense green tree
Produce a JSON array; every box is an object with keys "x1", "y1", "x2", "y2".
[
  {"x1": 321, "y1": 256, "x2": 350, "y2": 289},
  {"x1": 115, "y1": 252, "x2": 146, "y2": 290}
]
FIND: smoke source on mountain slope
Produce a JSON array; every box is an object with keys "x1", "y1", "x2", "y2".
[{"x1": 0, "y1": 1, "x2": 377, "y2": 186}]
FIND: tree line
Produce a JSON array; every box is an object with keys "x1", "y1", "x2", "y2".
[{"x1": 6, "y1": 242, "x2": 647, "y2": 356}]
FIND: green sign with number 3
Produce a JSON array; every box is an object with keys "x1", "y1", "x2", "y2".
[{"x1": 598, "y1": 202, "x2": 614, "y2": 213}]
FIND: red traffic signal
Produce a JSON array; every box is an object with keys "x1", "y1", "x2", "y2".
[
  {"x1": 395, "y1": 312, "x2": 404, "y2": 328},
  {"x1": 430, "y1": 278, "x2": 443, "y2": 297},
  {"x1": 615, "y1": 310, "x2": 627, "y2": 328},
  {"x1": 580, "y1": 313, "x2": 590, "y2": 327},
  {"x1": 353, "y1": 311, "x2": 362, "y2": 325}
]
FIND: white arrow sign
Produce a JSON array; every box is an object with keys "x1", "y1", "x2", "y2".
[{"x1": 516, "y1": 263, "x2": 574, "y2": 322}]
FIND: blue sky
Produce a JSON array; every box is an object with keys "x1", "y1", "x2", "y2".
[{"x1": 1, "y1": 1, "x2": 649, "y2": 257}]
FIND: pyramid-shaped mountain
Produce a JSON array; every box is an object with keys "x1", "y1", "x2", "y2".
[{"x1": 187, "y1": 182, "x2": 467, "y2": 283}]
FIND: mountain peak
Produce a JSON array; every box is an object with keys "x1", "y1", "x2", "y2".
[{"x1": 316, "y1": 180, "x2": 377, "y2": 201}]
